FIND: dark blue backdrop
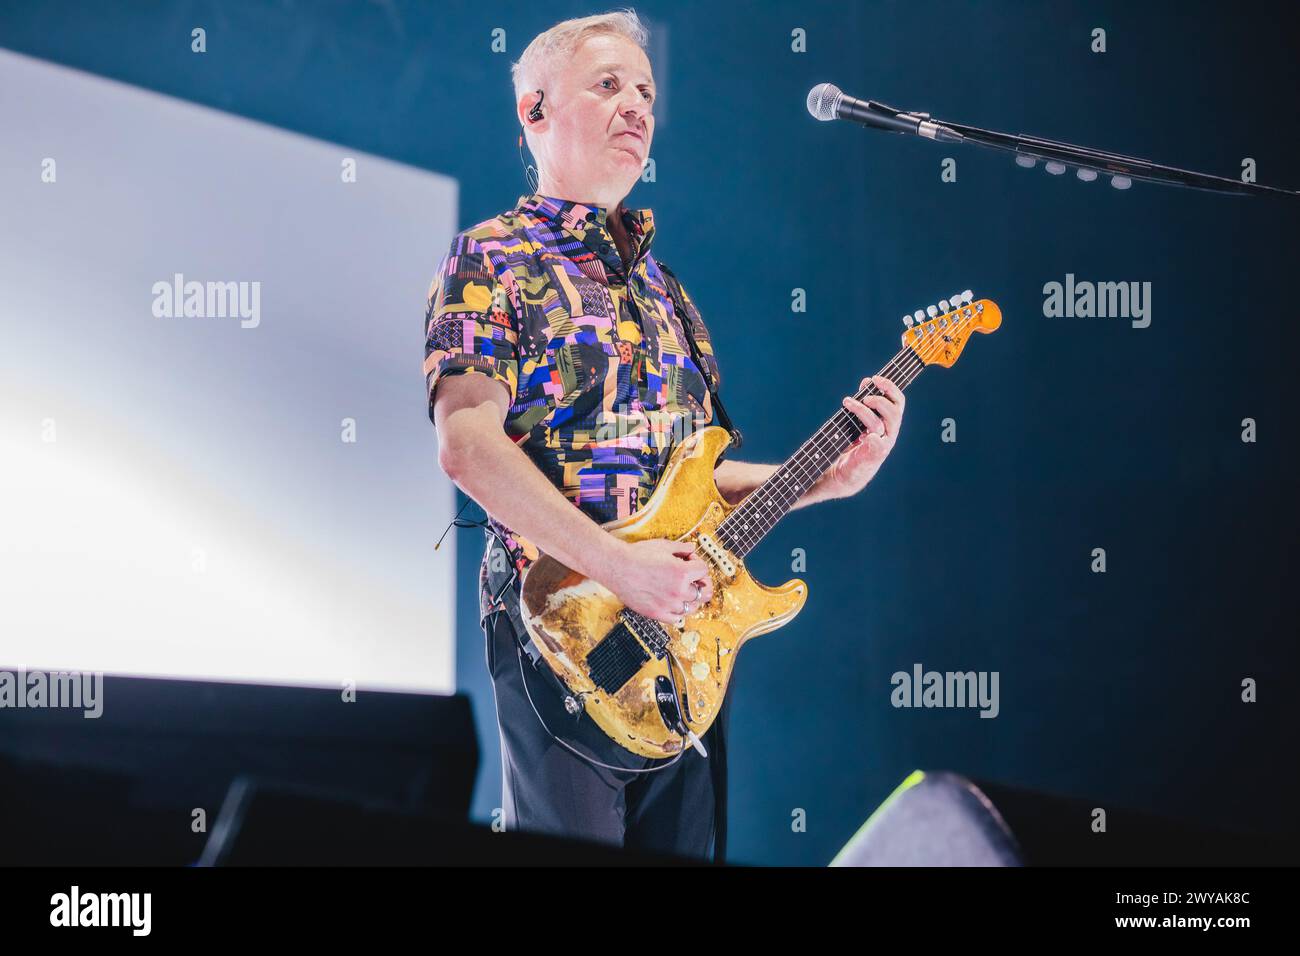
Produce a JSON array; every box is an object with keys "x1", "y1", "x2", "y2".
[{"x1": 5, "y1": 0, "x2": 1295, "y2": 865}]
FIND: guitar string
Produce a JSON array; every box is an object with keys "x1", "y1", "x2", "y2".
[
  {"x1": 717, "y1": 346, "x2": 923, "y2": 552},
  {"x1": 736, "y1": 304, "x2": 977, "y2": 539},
  {"x1": 721, "y1": 332, "x2": 943, "y2": 545},
  {"x1": 628, "y1": 305, "x2": 982, "y2": 644},
  {"x1": 724, "y1": 317, "x2": 961, "y2": 543},
  {"x1": 511, "y1": 308, "x2": 983, "y2": 770},
  {"x1": 719, "y1": 355, "x2": 918, "y2": 553},
  {"x1": 599, "y1": 306, "x2": 982, "y2": 757},
  {"x1": 719, "y1": 340, "x2": 942, "y2": 553},
  {"x1": 718, "y1": 306, "x2": 981, "y2": 556}
]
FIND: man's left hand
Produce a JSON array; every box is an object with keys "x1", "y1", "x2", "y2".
[{"x1": 819, "y1": 374, "x2": 905, "y2": 499}]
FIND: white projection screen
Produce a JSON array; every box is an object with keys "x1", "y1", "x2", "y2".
[{"x1": 0, "y1": 49, "x2": 460, "y2": 693}]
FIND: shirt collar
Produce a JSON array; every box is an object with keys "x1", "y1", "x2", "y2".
[{"x1": 516, "y1": 192, "x2": 656, "y2": 273}]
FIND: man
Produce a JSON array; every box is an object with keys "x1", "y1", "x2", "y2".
[{"x1": 424, "y1": 10, "x2": 904, "y2": 860}]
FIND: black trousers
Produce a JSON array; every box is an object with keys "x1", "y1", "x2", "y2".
[{"x1": 482, "y1": 591, "x2": 729, "y2": 861}]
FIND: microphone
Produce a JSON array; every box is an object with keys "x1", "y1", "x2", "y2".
[
  {"x1": 807, "y1": 83, "x2": 1299, "y2": 198},
  {"x1": 807, "y1": 83, "x2": 964, "y2": 143}
]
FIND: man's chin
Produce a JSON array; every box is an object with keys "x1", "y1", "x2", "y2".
[{"x1": 610, "y1": 148, "x2": 646, "y2": 175}]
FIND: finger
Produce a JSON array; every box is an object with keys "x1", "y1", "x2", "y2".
[
  {"x1": 842, "y1": 395, "x2": 884, "y2": 433},
  {"x1": 679, "y1": 572, "x2": 704, "y2": 600},
  {"x1": 668, "y1": 539, "x2": 698, "y2": 558},
  {"x1": 843, "y1": 394, "x2": 882, "y2": 424},
  {"x1": 693, "y1": 576, "x2": 713, "y2": 604},
  {"x1": 861, "y1": 394, "x2": 900, "y2": 434},
  {"x1": 683, "y1": 555, "x2": 711, "y2": 580},
  {"x1": 873, "y1": 374, "x2": 904, "y2": 403},
  {"x1": 872, "y1": 375, "x2": 905, "y2": 410}
]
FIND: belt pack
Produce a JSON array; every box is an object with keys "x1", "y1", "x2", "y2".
[{"x1": 482, "y1": 530, "x2": 541, "y2": 665}]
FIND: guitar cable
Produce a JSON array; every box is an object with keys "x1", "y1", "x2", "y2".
[
  {"x1": 512, "y1": 635, "x2": 729, "y2": 865},
  {"x1": 512, "y1": 633, "x2": 691, "y2": 776},
  {"x1": 439, "y1": 498, "x2": 694, "y2": 774}
]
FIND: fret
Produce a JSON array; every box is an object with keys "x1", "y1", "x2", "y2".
[{"x1": 716, "y1": 346, "x2": 925, "y2": 557}]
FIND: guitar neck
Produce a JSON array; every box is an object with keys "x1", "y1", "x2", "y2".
[{"x1": 715, "y1": 344, "x2": 926, "y2": 559}]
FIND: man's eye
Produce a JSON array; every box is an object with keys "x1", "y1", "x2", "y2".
[
  {"x1": 642, "y1": 90, "x2": 654, "y2": 102},
  {"x1": 600, "y1": 78, "x2": 615, "y2": 89}
]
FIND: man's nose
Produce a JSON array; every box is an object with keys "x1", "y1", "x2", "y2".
[{"x1": 619, "y1": 92, "x2": 649, "y2": 124}]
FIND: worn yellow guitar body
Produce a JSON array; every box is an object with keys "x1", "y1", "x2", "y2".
[{"x1": 519, "y1": 425, "x2": 807, "y2": 759}]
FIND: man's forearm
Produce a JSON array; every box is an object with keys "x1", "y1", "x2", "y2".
[
  {"x1": 713, "y1": 459, "x2": 838, "y2": 511},
  {"x1": 441, "y1": 430, "x2": 627, "y2": 579}
]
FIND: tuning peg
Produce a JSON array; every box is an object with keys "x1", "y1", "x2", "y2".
[
  {"x1": 1015, "y1": 154, "x2": 1037, "y2": 168},
  {"x1": 1110, "y1": 175, "x2": 1132, "y2": 189},
  {"x1": 938, "y1": 299, "x2": 951, "y2": 313},
  {"x1": 903, "y1": 315, "x2": 914, "y2": 328},
  {"x1": 961, "y1": 289, "x2": 973, "y2": 304},
  {"x1": 913, "y1": 309, "x2": 925, "y2": 324},
  {"x1": 1076, "y1": 167, "x2": 1098, "y2": 182},
  {"x1": 1045, "y1": 161, "x2": 1067, "y2": 175},
  {"x1": 949, "y1": 293, "x2": 964, "y2": 308},
  {"x1": 926, "y1": 305, "x2": 939, "y2": 318}
]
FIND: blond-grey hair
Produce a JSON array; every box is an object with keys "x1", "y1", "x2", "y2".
[{"x1": 510, "y1": 9, "x2": 650, "y2": 105}]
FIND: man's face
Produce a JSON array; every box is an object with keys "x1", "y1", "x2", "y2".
[{"x1": 527, "y1": 33, "x2": 655, "y2": 205}]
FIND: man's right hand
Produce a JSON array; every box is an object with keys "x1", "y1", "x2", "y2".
[{"x1": 602, "y1": 538, "x2": 716, "y2": 624}]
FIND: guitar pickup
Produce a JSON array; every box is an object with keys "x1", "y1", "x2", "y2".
[
  {"x1": 695, "y1": 531, "x2": 736, "y2": 577},
  {"x1": 585, "y1": 619, "x2": 652, "y2": 694}
]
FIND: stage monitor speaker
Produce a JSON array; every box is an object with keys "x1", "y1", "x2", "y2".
[
  {"x1": 832, "y1": 770, "x2": 1296, "y2": 866},
  {"x1": 831, "y1": 770, "x2": 1022, "y2": 867},
  {"x1": 0, "y1": 677, "x2": 479, "y2": 864},
  {"x1": 198, "y1": 778, "x2": 708, "y2": 866}
]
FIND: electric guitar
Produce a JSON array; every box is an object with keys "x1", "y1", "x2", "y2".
[{"x1": 519, "y1": 292, "x2": 1002, "y2": 758}]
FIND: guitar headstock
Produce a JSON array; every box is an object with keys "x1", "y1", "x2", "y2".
[{"x1": 901, "y1": 291, "x2": 1002, "y2": 368}]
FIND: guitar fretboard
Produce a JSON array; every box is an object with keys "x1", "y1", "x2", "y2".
[{"x1": 714, "y1": 344, "x2": 926, "y2": 558}]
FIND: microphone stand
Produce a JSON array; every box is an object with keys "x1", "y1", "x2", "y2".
[{"x1": 863, "y1": 99, "x2": 1300, "y2": 199}]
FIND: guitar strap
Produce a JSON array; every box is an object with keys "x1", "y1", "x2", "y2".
[
  {"x1": 656, "y1": 261, "x2": 743, "y2": 454},
  {"x1": 653, "y1": 261, "x2": 733, "y2": 863},
  {"x1": 487, "y1": 259, "x2": 743, "y2": 675}
]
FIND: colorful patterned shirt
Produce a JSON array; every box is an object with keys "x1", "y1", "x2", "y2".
[{"x1": 423, "y1": 192, "x2": 723, "y2": 626}]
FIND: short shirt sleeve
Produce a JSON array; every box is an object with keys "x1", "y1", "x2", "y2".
[{"x1": 424, "y1": 233, "x2": 520, "y2": 425}]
